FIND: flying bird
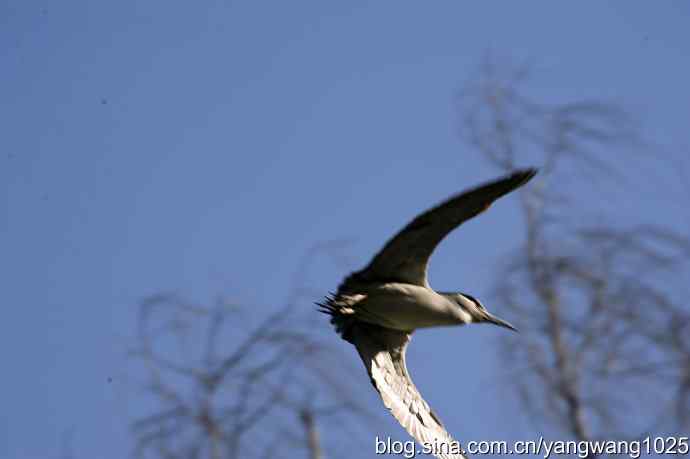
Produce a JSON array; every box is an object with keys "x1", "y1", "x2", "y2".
[{"x1": 318, "y1": 169, "x2": 537, "y2": 459}]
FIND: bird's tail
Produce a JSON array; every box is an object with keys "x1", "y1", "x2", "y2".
[{"x1": 316, "y1": 292, "x2": 361, "y2": 343}]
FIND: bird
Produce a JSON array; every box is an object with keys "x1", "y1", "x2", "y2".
[{"x1": 318, "y1": 168, "x2": 537, "y2": 459}]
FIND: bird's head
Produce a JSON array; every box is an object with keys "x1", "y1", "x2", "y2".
[{"x1": 448, "y1": 292, "x2": 517, "y2": 331}]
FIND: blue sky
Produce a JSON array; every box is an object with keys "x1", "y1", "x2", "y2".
[{"x1": 1, "y1": 1, "x2": 689, "y2": 458}]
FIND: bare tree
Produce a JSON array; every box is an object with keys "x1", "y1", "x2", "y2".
[
  {"x1": 129, "y1": 243, "x2": 374, "y2": 459},
  {"x1": 457, "y1": 56, "x2": 690, "y2": 447}
]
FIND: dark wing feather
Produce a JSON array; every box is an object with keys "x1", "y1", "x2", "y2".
[
  {"x1": 350, "y1": 323, "x2": 467, "y2": 459},
  {"x1": 342, "y1": 169, "x2": 537, "y2": 289}
]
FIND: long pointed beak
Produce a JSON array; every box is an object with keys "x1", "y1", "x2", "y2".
[{"x1": 484, "y1": 312, "x2": 518, "y2": 332}]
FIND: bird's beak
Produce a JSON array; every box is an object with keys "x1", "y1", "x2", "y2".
[{"x1": 484, "y1": 312, "x2": 518, "y2": 332}]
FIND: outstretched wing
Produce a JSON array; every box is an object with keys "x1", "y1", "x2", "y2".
[
  {"x1": 343, "y1": 169, "x2": 537, "y2": 289},
  {"x1": 350, "y1": 322, "x2": 467, "y2": 459}
]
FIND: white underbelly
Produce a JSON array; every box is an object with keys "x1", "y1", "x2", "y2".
[{"x1": 353, "y1": 283, "x2": 461, "y2": 330}]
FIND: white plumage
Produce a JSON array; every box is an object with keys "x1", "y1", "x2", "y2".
[{"x1": 319, "y1": 169, "x2": 537, "y2": 459}]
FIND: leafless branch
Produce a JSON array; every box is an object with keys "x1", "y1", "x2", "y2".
[
  {"x1": 129, "y1": 243, "x2": 374, "y2": 459},
  {"x1": 458, "y1": 56, "x2": 690, "y2": 448}
]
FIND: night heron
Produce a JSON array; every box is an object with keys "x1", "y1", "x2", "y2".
[{"x1": 318, "y1": 169, "x2": 537, "y2": 459}]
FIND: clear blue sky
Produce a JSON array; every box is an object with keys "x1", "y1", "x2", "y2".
[{"x1": 1, "y1": 2, "x2": 689, "y2": 458}]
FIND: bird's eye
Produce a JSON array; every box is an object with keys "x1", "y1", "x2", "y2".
[{"x1": 462, "y1": 293, "x2": 484, "y2": 309}]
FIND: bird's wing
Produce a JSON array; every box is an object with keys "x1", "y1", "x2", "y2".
[
  {"x1": 342, "y1": 169, "x2": 537, "y2": 289},
  {"x1": 351, "y1": 322, "x2": 467, "y2": 459}
]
